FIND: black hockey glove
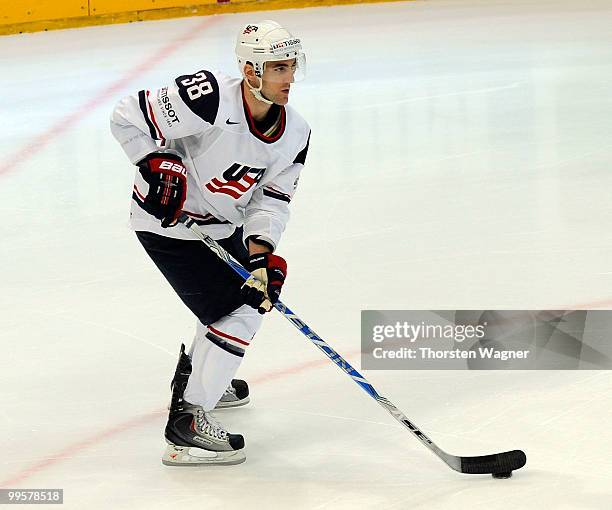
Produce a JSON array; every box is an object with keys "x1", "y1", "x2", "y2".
[
  {"x1": 241, "y1": 253, "x2": 287, "y2": 314},
  {"x1": 137, "y1": 152, "x2": 187, "y2": 228}
]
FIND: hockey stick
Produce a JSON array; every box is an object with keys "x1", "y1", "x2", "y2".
[{"x1": 178, "y1": 214, "x2": 526, "y2": 477}]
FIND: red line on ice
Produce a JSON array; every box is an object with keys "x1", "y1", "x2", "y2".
[
  {"x1": 0, "y1": 16, "x2": 219, "y2": 177},
  {"x1": 0, "y1": 410, "x2": 166, "y2": 488}
]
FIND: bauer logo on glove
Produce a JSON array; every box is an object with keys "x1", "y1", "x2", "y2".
[
  {"x1": 241, "y1": 253, "x2": 287, "y2": 314},
  {"x1": 137, "y1": 152, "x2": 187, "y2": 228}
]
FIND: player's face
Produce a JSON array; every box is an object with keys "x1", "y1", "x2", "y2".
[{"x1": 261, "y1": 59, "x2": 297, "y2": 105}]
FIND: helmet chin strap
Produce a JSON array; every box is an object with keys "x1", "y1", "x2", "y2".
[{"x1": 245, "y1": 75, "x2": 274, "y2": 105}]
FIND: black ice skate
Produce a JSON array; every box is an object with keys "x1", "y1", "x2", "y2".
[
  {"x1": 215, "y1": 379, "x2": 250, "y2": 408},
  {"x1": 162, "y1": 344, "x2": 245, "y2": 466},
  {"x1": 163, "y1": 404, "x2": 245, "y2": 466}
]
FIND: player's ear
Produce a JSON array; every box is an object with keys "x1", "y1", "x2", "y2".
[{"x1": 243, "y1": 62, "x2": 260, "y2": 88}]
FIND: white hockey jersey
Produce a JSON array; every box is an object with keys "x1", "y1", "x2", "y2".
[{"x1": 110, "y1": 69, "x2": 311, "y2": 250}]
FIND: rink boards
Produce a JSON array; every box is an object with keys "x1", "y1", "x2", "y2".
[{"x1": 0, "y1": 0, "x2": 410, "y2": 35}]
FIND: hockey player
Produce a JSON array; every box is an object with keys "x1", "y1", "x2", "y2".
[{"x1": 110, "y1": 20, "x2": 310, "y2": 466}]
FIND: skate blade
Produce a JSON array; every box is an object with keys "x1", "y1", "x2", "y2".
[
  {"x1": 214, "y1": 396, "x2": 250, "y2": 409},
  {"x1": 166, "y1": 396, "x2": 250, "y2": 411},
  {"x1": 162, "y1": 445, "x2": 246, "y2": 466}
]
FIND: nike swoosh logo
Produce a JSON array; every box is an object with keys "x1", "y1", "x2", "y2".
[{"x1": 226, "y1": 119, "x2": 240, "y2": 125}]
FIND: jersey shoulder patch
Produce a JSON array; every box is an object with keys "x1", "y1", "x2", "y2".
[
  {"x1": 293, "y1": 131, "x2": 310, "y2": 165},
  {"x1": 284, "y1": 105, "x2": 311, "y2": 165},
  {"x1": 175, "y1": 69, "x2": 220, "y2": 125}
]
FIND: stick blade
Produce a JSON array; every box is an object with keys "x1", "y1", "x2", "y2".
[{"x1": 460, "y1": 449, "x2": 526, "y2": 475}]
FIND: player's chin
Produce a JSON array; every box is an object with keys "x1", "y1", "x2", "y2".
[{"x1": 275, "y1": 89, "x2": 290, "y2": 105}]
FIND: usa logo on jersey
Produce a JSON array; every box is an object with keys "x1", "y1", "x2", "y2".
[{"x1": 205, "y1": 163, "x2": 265, "y2": 199}]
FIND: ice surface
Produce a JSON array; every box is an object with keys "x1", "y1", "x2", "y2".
[{"x1": 1, "y1": 1, "x2": 612, "y2": 508}]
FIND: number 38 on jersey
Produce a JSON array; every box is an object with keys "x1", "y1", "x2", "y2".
[{"x1": 179, "y1": 72, "x2": 214, "y2": 101}]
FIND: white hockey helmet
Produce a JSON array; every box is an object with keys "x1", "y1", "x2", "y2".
[{"x1": 236, "y1": 20, "x2": 306, "y2": 103}]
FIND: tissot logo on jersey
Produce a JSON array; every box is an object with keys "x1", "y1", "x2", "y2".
[
  {"x1": 205, "y1": 164, "x2": 266, "y2": 199},
  {"x1": 157, "y1": 87, "x2": 180, "y2": 127}
]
